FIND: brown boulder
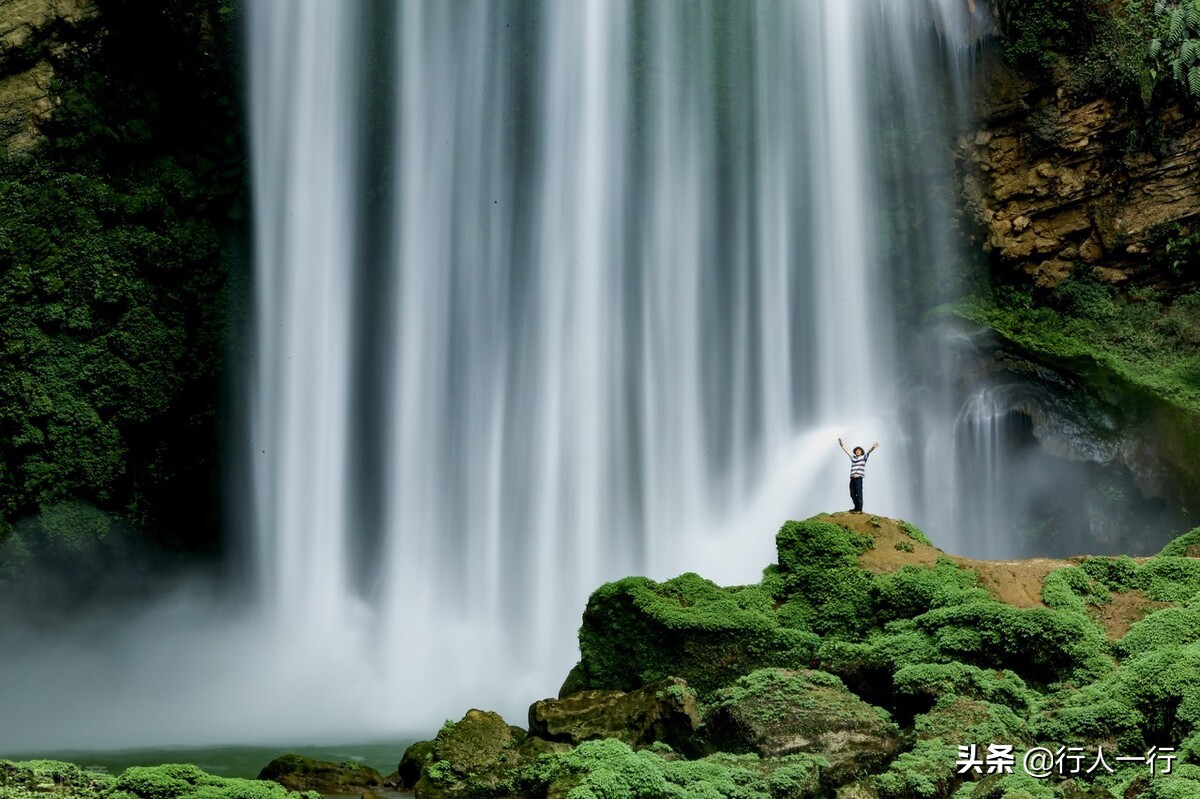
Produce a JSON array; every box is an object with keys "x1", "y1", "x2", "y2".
[
  {"x1": 529, "y1": 676, "x2": 701, "y2": 753},
  {"x1": 257, "y1": 754, "x2": 385, "y2": 795}
]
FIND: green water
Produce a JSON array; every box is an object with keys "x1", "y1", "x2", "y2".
[{"x1": 1, "y1": 741, "x2": 415, "y2": 781}]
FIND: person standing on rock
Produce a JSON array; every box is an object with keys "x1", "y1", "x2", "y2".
[{"x1": 838, "y1": 438, "x2": 878, "y2": 513}]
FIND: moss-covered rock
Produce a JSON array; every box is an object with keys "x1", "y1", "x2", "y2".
[
  {"x1": 701, "y1": 668, "x2": 900, "y2": 786},
  {"x1": 1158, "y1": 528, "x2": 1200, "y2": 558},
  {"x1": 775, "y1": 520, "x2": 876, "y2": 637},
  {"x1": 256, "y1": 755, "x2": 384, "y2": 795},
  {"x1": 398, "y1": 741, "x2": 435, "y2": 792},
  {"x1": 518, "y1": 738, "x2": 826, "y2": 799},
  {"x1": 893, "y1": 662, "x2": 1036, "y2": 720},
  {"x1": 1036, "y1": 642, "x2": 1200, "y2": 752},
  {"x1": 411, "y1": 710, "x2": 569, "y2": 799},
  {"x1": 529, "y1": 676, "x2": 701, "y2": 753},
  {"x1": 913, "y1": 598, "x2": 1112, "y2": 685},
  {"x1": 573, "y1": 572, "x2": 819, "y2": 697},
  {"x1": 0, "y1": 762, "x2": 320, "y2": 799}
]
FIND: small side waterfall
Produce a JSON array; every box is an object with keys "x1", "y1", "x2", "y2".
[{"x1": 245, "y1": 0, "x2": 987, "y2": 727}]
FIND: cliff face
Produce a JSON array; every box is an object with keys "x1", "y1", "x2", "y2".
[
  {"x1": 961, "y1": 52, "x2": 1200, "y2": 288},
  {"x1": 0, "y1": 0, "x2": 96, "y2": 153}
]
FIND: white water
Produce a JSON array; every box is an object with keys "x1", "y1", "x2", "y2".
[
  {"x1": 0, "y1": 0, "x2": 993, "y2": 751},
  {"x1": 243, "y1": 0, "x2": 987, "y2": 730}
]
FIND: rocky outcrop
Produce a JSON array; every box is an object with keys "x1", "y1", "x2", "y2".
[
  {"x1": 0, "y1": 0, "x2": 97, "y2": 153},
  {"x1": 256, "y1": 754, "x2": 386, "y2": 795},
  {"x1": 701, "y1": 668, "x2": 902, "y2": 785},
  {"x1": 405, "y1": 709, "x2": 569, "y2": 799},
  {"x1": 961, "y1": 51, "x2": 1200, "y2": 288},
  {"x1": 528, "y1": 676, "x2": 701, "y2": 752}
]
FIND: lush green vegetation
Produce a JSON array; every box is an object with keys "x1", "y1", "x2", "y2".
[
  {"x1": 991, "y1": 0, "x2": 1200, "y2": 108},
  {"x1": 0, "y1": 0, "x2": 242, "y2": 594},
  {"x1": 0, "y1": 761, "x2": 318, "y2": 799},
  {"x1": 952, "y1": 276, "x2": 1200, "y2": 416},
  {"x1": 520, "y1": 739, "x2": 825, "y2": 799},
  {"x1": 557, "y1": 517, "x2": 1200, "y2": 797},
  {"x1": 574, "y1": 571, "x2": 820, "y2": 697}
]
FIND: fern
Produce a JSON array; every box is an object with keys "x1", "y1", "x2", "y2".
[
  {"x1": 1169, "y1": 7, "x2": 1187, "y2": 45},
  {"x1": 1190, "y1": 65, "x2": 1200, "y2": 96},
  {"x1": 1182, "y1": 39, "x2": 1200, "y2": 64}
]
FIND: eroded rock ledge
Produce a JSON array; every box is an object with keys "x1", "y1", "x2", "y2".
[{"x1": 961, "y1": 51, "x2": 1200, "y2": 288}]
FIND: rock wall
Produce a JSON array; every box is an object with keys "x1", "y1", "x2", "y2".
[
  {"x1": 0, "y1": 0, "x2": 96, "y2": 154},
  {"x1": 961, "y1": 51, "x2": 1200, "y2": 287}
]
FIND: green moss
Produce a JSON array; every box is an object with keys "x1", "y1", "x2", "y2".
[
  {"x1": 914, "y1": 599, "x2": 1112, "y2": 685},
  {"x1": 872, "y1": 560, "x2": 989, "y2": 624},
  {"x1": 900, "y1": 521, "x2": 934, "y2": 547},
  {"x1": 870, "y1": 738, "x2": 956, "y2": 799},
  {"x1": 1116, "y1": 606, "x2": 1200, "y2": 658},
  {"x1": 576, "y1": 572, "x2": 819, "y2": 697},
  {"x1": 0, "y1": 762, "x2": 313, "y2": 799},
  {"x1": 519, "y1": 739, "x2": 824, "y2": 799},
  {"x1": 1039, "y1": 642, "x2": 1200, "y2": 751},
  {"x1": 1159, "y1": 527, "x2": 1200, "y2": 557},
  {"x1": 954, "y1": 284, "x2": 1200, "y2": 417},
  {"x1": 775, "y1": 519, "x2": 876, "y2": 637},
  {"x1": 969, "y1": 772, "x2": 1060, "y2": 799},
  {"x1": 0, "y1": 0, "x2": 243, "y2": 586},
  {"x1": 1080, "y1": 556, "x2": 1142, "y2": 591},
  {"x1": 1042, "y1": 567, "x2": 1112, "y2": 613},
  {"x1": 1139, "y1": 557, "x2": 1200, "y2": 603},
  {"x1": 913, "y1": 695, "x2": 1031, "y2": 745},
  {"x1": 893, "y1": 662, "x2": 1036, "y2": 714}
]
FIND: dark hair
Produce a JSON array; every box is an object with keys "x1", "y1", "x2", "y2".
[{"x1": 853, "y1": 446, "x2": 865, "y2": 456}]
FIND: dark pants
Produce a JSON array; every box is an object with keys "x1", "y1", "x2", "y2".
[{"x1": 849, "y1": 477, "x2": 864, "y2": 512}]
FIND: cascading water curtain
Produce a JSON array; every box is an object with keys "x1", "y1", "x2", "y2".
[{"x1": 246, "y1": 0, "x2": 984, "y2": 728}]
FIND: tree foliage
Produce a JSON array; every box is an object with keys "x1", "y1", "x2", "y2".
[{"x1": 0, "y1": 0, "x2": 243, "y2": 589}]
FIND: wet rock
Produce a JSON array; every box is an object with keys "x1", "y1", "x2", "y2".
[
  {"x1": 397, "y1": 740, "x2": 434, "y2": 791},
  {"x1": 257, "y1": 754, "x2": 385, "y2": 795},
  {"x1": 529, "y1": 676, "x2": 701, "y2": 752}
]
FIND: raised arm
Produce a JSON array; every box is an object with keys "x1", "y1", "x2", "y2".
[
  {"x1": 838, "y1": 437, "x2": 851, "y2": 457},
  {"x1": 868, "y1": 442, "x2": 879, "y2": 454}
]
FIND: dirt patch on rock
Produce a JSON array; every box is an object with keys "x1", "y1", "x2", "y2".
[
  {"x1": 827, "y1": 512, "x2": 1071, "y2": 609},
  {"x1": 1089, "y1": 590, "x2": 1170, "y2": 641}
]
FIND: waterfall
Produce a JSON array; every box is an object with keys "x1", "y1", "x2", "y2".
[
  {"x1": 0, "y1": 0, "x2": 993, "y2": 752},
  {"x1": 244, "y1": 0, "x2": 987, "y2": 728}
]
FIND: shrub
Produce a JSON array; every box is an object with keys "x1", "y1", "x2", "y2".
[
  {"x1": 871, "y1": 738, "x2": 956, "y2": 799},
  {"x1": 1140, "y1": 557, "x2": 1200, "y2": 603}
]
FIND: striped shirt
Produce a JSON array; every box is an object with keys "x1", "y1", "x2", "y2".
[{"x1": 850, "y1": 452, "x2": 869, "y2": 478}]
